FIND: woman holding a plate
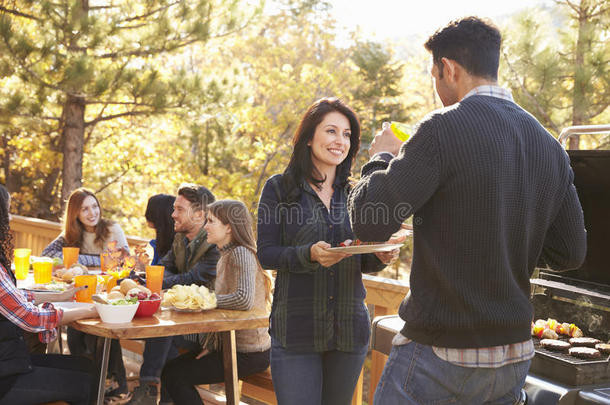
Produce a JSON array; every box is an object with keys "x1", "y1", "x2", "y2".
[
  {"x1": 0, "y1": 185, "x2": 97, "y2": 405},
  {"x1": 256, "y1": 98, "x2": 400, "y2": 405}
]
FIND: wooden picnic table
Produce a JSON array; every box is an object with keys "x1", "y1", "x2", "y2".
[{"x1": 71, "y1": 307, "x2": 269, "y2": 405}]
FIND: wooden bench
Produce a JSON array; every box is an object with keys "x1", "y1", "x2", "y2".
[{"x1": 120, "y1": 339, "x2": 276, "y2": 404}]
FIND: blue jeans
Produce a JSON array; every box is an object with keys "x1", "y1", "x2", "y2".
[
  {"x1": 270, "y1": 338, "x2": 368, "y2": 405},
  {"x1": 140, "y1": 335, "x2": 202, "y2": 402},
  {"x1": 374, "y1": 342, "x2": 531, "y2": 405}
]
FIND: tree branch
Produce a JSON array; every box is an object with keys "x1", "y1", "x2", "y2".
[
  {"x1": 94, "y1": 165, "x2": 131, "y2": 194},
  {"x1": 84, "y1": 110, "x2": 153, "y2": 127},
  {"x1": 0, "y1": 6, "x2": 41, "y2": 21},
  {"x1": 120, "y1": 1, "x2": 180, "y2": 23}
]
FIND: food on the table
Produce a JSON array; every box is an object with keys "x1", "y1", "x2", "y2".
[
  {"x1": 110, "y1": 297, "x2": 138, "y2": 306},
  {"x1": 107, "y1": 291, "x2": 124, "y2": 300},
  {"x1": 162, "y1": 284, "x2": 216, "y2": 310},
  {"x1": 119, "y1": 278, "x2": 139, "y2": 295},
  {"x1": 55, "y1": 263, "x2": 89, "y2": 282},
  {"x1": 30, "y1": 280, "x2": 69, "y2": 292}
]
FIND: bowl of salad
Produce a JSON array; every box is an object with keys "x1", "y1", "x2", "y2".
[{"x1": 94, "y1": 297, "x2": 139, "y2": 324}]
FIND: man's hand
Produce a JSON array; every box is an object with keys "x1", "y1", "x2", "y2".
[
  {"x1": 369, "y1": 122, "x2": 404, "y2": 158},
  {"x1": 375, "y1": 249, "x2": 400, "y2": 265},
  {"x1": 310, "y1": 241, "x2": 351, "y2": 267}
]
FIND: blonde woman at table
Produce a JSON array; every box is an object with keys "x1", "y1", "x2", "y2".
[
  {"x1": 161, "y1": 199, "x2": 272, "y2": 405},
  {"x1": 42, "y1": 187, "x2": 131, "y2": 401},
  {"x1": 0, "y1": 184, "x2": 98, "y2": 405}
]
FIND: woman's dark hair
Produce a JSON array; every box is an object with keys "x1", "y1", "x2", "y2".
[
  {"x1": 424, "y1": 16, "x2": 501, "y2": 80},
  {"x1": 284, "y1": 97, "x2": 360, "y2": 194},
  {"x1": 0, "y1": 185, "x2": 13, "y2": 272},
  {"x1": 145, "y1": 194, "x2": 176, "y2": 258}
]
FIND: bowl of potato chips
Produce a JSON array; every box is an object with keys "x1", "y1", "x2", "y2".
[{"x1": 161, "y1": 284, "x2": 216, "y2": 312}]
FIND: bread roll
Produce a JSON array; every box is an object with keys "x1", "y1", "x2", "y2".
[{"x1": 120, "y1": 278, "x2": 138, "y2": 295}]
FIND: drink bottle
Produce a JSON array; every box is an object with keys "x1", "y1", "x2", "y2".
[{"x1": 390, "y1": 121, "x2": 411, "y2": 142}]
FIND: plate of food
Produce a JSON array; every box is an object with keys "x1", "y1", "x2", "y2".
[
  {"x1": 326, "y1": 241, "x2": 403, "y2": 254},
  {"x1": 161, "y1": 284, "x2": 217, "y2": 312},
  {"x1": 23, "y1": 280, "x2": 70, "y2": 293}
]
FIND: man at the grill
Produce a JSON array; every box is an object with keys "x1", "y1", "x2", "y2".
[{"x1": 348, "y1": 16, "x2": 587, "y2": 405}]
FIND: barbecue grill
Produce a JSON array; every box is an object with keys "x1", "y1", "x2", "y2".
[
  {"x1": 525, "y1": 125, "x2": 610, "y2": 404},
  {"x1": 371, "y1": 125, "x2": 610, "y2": 404}
]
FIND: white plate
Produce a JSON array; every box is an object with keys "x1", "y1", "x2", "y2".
[
  {"x1": 326, "y1": 243, "x2": 403, "y2": 254},
  {"x1": 52, "y1": 301, "x2": 95, "y2": 310}
]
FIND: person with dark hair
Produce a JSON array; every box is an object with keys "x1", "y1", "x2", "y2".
[
  {"x1": 128, "y1": 185, "x2": 219, "y2": 405},
  {"x1": 144, "y1": 194, "x2": 177, "y2": 265},
  {"x1": 0, "y1": 184, "x2": 97, "y2": 405},
  {"x1": 256, "y1": 97, "x2": 400, "y2": 405},
  {"x1": 130, "y1": 194, "x2": 176, "y2": 401},
  {"x1": 348, "y1": 17, "x2": 586, "y2": 404}
]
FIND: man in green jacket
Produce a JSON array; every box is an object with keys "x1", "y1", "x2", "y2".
[
  {"x1": 129, "y1": 184, "x2": 219, "y2": 405},
  {"x1": 160, "y1": 183, "x2": 219, "y2": 289}
]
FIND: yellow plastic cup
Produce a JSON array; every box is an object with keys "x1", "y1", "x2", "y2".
[
  {"x1": 33, "y1": 259, "x2": 53, "y2": 284},
  {"x1": 63, "y1": 247, "x2": 80, "y2": 268},
  {"x1": 390, "y1": 122, "x2": 411, "y2": 142},
  {"x1": 14, "y1": 248, "x2": 31, "y2": 280},
  {"x1": 145, "y1": 265, "x2": 164, "y2": 294},
  {"x1": 74, "y1": 275, "x2": 97, "y2": 303}
]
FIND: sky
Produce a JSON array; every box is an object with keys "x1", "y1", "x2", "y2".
[{"x1": 327, "y1": 0, "x2": 551, "y2": 40}]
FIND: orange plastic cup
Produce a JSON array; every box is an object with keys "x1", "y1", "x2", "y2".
[
  {"x1": 101, "y1": 274, "x2": 117, "y2": 292},
  {"x1": 33, "y1": 260, "x2": 53, "y2": 284},
  {"x1": 74, "y1": 275, "x2": 97, "y2": 303},
  {"x1": 14, "y1": 248, "x2": 31, "y2": 280},
  {"x1": 63, "y1": 247, "x2": 80, "y2": 268},
  {"x1": 145, "y1": 265, "x2": 164, "y2": 294}
]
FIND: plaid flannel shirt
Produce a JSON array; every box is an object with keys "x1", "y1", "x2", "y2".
[{"x1": 0, "y1": 264, "x2": 63, "y2": 343}]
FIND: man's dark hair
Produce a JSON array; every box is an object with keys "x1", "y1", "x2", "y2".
[
  {"x1": 424, "y1": 16, "x2": 501, "y2": 80},
  {"x1": 177, "y1": 184, "x2": 215, "y2": 211}
]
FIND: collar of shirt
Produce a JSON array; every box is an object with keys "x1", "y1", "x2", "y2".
[{"x1": 462, "y1": 85, "x2": 514, "y2": 103}]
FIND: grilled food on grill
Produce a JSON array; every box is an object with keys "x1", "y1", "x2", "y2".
[
  {"x1": 594, "y1": 343, "x2": 610, "y2": 355},
  {"x1": 534, "y1": 318, "x2": 583, "y2": 338},
  {"x1": 568, "y1": 347, "x2": 602, "y2": 359},
  {"x1": 540, "y1": 339, "x2": 571, "y2": 352},
  {"x1": 569, "y1": 337, "x2": 602, "y2": 348}
]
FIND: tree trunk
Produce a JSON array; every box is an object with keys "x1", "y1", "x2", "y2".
[
  {"x1": 61, "y1": 94, "x2": 86, "y2": 205},
  {"x1": 570, "y1": 6, "x2": 589, "y2": 150}
]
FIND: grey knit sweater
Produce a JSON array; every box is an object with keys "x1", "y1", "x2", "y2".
[
  {"x1": 348, "y1": 95, "x2": 586, "y2": 348},
  {"x1": 215, "y1": 245, "x2": 271, "y2": 352}
]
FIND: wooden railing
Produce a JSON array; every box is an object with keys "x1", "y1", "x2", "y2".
[
  {"x1": 9, "y1": 214, "x2": 148, "y2": 255},
  {"x1": 10, "y1": 214, "x2": 409, "y2": 405}
]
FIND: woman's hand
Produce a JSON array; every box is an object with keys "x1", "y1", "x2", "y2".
[
  {"x1": 59, "y1": 304, "x2": 98, "y2": 325},
  {"x1": 310, "y1": 241, "x2": 351, "y2": 267}
]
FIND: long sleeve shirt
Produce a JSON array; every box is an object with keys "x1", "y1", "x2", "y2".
[
  {"x1": 348, "y1": 88, "x2": 586, "y2": 349},
  {"x1": 0, "y1": 265, "x2": 62, "y2": 343},
  {"x1": 257, "y1": 174, "x2": 385, "y2": 352}
]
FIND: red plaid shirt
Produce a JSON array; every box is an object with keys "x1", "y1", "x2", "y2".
[{"x1": 0, "y1": 264, "x2": 63, "y2": 343}]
